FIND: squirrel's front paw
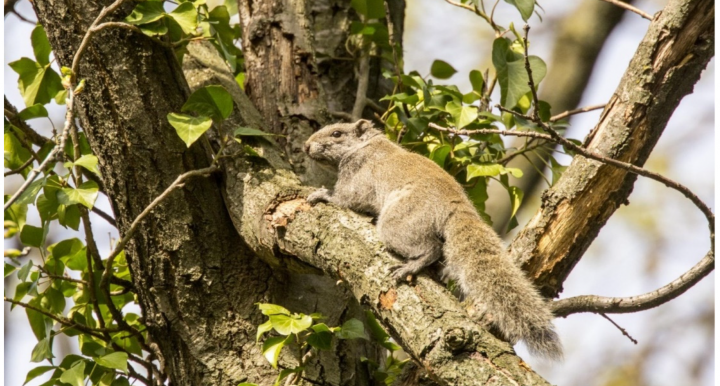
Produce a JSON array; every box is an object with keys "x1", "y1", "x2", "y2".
[{"x1": 307, "y1": 188, "x2": 331, "y2": 204}]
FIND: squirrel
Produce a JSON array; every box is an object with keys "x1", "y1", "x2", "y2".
[{"x1": 303, "y1": 119, "x2": 562, "y2": 359}]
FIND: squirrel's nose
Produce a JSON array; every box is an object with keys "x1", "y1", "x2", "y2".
[{"x1": 304, "y1": 142, "x2": 310, "y2": 153}]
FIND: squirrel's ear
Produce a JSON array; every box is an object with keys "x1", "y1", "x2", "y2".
[{"x1": 353, "y1": 119, "x2": 373, "y2": 136}]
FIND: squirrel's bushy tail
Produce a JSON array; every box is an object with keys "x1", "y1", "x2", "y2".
[{"x1": 442, "y1": 210, "x2": 563, "y2": 360}]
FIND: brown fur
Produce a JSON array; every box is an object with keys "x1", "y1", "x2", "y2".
[{"x1": 304, "y1": 120, "x2": 562, "y2": 359}]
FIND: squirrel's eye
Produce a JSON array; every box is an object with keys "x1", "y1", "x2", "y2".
[{"x1": 331, "y1": 131, "x2": 342, "y2": 138}]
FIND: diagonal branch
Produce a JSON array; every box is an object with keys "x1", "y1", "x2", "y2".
[{"x1": 599, "y1": 0, "x2": 653, "y2": 20}]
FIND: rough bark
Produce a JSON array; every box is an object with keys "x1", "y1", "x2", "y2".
[
  {"x1": 489, "y1": 0, "x2": 632, "y2": 233},
  {"x1": 238, "y1": 0, "x2": 403, "y2": 185},
  {"x1": 509, "y1": 0, "x2": 715, "y2": 298}
]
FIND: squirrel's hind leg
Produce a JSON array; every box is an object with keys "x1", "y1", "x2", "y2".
[{"x1": 377, "y1": 205, "x2": 442, "y2": 281}]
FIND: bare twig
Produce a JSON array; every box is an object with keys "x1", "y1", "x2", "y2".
[
  {"x1": 4, "y1": 297, "x2": 119, "y2": 335},
  {"x1": 91, "y1": 205, "x2": 117, "y2": 227},
  {"x1": 71, "y1": 0, "x2": 132, "y2": 77},
  {"x1": 4, "y1": 156, "x2": 35, "y2": 177},
  {"x1": 599, "y1": 0, "x2": 653, "y2": 20},
  {"x1": 600, "y1": 313, "x2": 638, "y2": 344},
  {"x1": 550, "y1": 103, "x2": 606, "y2": 122},
  {"x1": 3, "y1": 89, "x2": 74, "y2": 211},
  {"x1": 329, "y1": 110, "x2": 353, "y2": 121},
  {"x1": 351, "y1": 50, "x2": 370, "y2": 121},
  {"x1": 553, "y1": 251, "x2": 714, "y2": 316},
  {"x1": 5, "y1": 97, "x2": 53, "y2": 147}
]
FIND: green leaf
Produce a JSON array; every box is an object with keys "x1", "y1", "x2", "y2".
[
  {"x1": 4, "y1": 130, "x2": 32, "y2": 177},
  {"x1": 504, "y1": 0, "x2": 535, "y2": 21},
  {"x1": 504, "y1": 167, "x2": 523, "y2": 178},
  {"x1": 57, "y1": 180, "x2": 99, "y2": 209},
  {"x1": 467, "y1": 163, "x2": 504, "y2": 180},
  {"x1": 262, "y1": 336, "x2": 290, "y2": 369},
  {"x1": 96, "y1": 352, "x2": 128, "y2": 373},
  {"x1": 18, "y1": 104, "x2": 49, "y2": 121},
  {"x1": 504, "y1": 57, "x2": 546, "y2": 109},
  {"x1": 181, "y1": 86, "x2": 233, "y2": 122},
  {"x1": 234, "y1": 127, "x2": 275, "y2": 137},
  {"x1": 111, "y1": 377, "x2": 131, "y2": 386},
  {"x1": 351, "y1": 0, "x2": 386, "y2": 19},
  {"x1": 445, "y1": 102, "x2": 478, "y2": 129},
  {"x1": 44, "y1": 287, "x2": 66, "y2": 314},
  {"x1": 506, "y1": 185, "x2": 524, "y2": 232},
  {"x1": 430, "y1": 59, "x2": 457, "y2": 79},
  {"x1": 58, "y1": 204, "x2": 82, "y2": 231},
  {"x1": 469, "y1": 70, "x2": 485, "y2": 94},
  {"x1": 71, "y1": 154, "x2": 100, "y2": 175},
  {"x1": 111, "y1": 331, "x2": 142, "y2": 356},
  {"x1": 9, "y1": 58, "x2": 64, "y2": 107},
  {"x1": 125, "y1": 1, "x2": 166, "y2": 25},
  {"x1": 336, "y1": 318, "x2": 366, "y2": 340},
  {"x1": 468, "y1": 178, "x2": 491, "y2": 224},
  {"x1": 306, "y1": 331, "x2": 333, "y2": 350},
  {"x1": 26, "y1": 299, "x2": 51, "y2": 341},
  {"x1": 274, "y1": 367, "x2": 303, "y2": 386},
  {"x1": 30, "y1": 337, "x2": 54, "y2": 363},
  {"x1": 15, "y1": 177, "x2": 47, "y2": 206},
  {"x1": 59, "y1": 361, "x2": 86, "y2": 386},
  {"x1": 257, "y1": 303, "x2": 291, "y2": 316},
  {"x1": 5, "y1": 263, "x2": 18, "y2": 278},
  {"x1": 364, "y1": 311, "x2": 389, "y2": 342},
  {"x1": 138, "y1": 20, "x2": 169, "y2": 36},
  {"x1": 61, "y1": 245, "x2": 86, "y2": 271},
  {"x1": 20, "y1": 224, "x2": 45, "y2": 247},
  {"x1": 549, "y1": 156, "x2": 566, "y2": 185},
  {"x1": 168, "y1": 2, "x2": 198, "y2": 35},
  {"x1": 18, "y1": 260, "x2": 33, "y2": 282},
  {"x1": 429, "y1": 145, "x2": 451, "y2": 168},
  {"x1": 167, "y1": 113, "x2": 213, "y2": 147},
  {"x1": 49, "y1": 238, "x2": 84, "y2": 260},
  {"x1": 256, "y1": 320, "x2": 273, "y2": 342},
  {"x1": 23, "y1": 365, "x2": 55, "y2": 385},
  {"x1": 269, "y1": 313, "x2": 313, "y2": 335},
  {"x1": 31, "y1": 25, "x2": 52, "y2": 66}
]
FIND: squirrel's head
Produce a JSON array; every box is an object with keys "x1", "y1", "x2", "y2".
[{"x1": 304, "y1": 120, "x2": 381, "y2": 167}]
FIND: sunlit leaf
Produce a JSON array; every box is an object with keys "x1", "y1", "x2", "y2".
[
  {"x1": 167, "y1": 113, "x2": 213, "y2": 147},
  {"x1": 262, "y1": 336, "x2": 290, "y2": 369},
  {"x1": 269, "y1": 313, "x2": 313, "y2": 335},
  {"x1": 31, "y1": 25, "x2": 52, "y2": 66},
  {"x1": 57, "y1": 180, "x2": 99, "y2": 209},
  {"x1": 96, "y1": 352, "x2": 128, "y2": 373}
]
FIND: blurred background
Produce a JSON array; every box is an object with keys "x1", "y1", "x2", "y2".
[{"x1": 5, "y1": 0, "x2": 715, "y2": 385}]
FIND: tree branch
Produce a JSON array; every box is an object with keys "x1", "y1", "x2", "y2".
[
  {"x1": 549, "y1": 103, "x2": 606, "y2": 122},
  {"x1": 552, "y1": 251, "x2": 714, "y2": 316},
  {"x1": 599, "y1": 0, "x2": 653, "y2": 20}
]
